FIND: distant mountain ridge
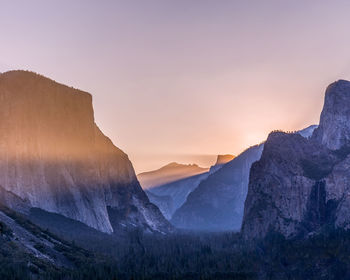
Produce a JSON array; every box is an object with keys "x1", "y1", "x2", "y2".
[
  {"x1": 138, "y1": 162, "x2": 209, "y2": 189},
  {"x1": 140, "y1": 155, "x2": 234, "y2": 220}
]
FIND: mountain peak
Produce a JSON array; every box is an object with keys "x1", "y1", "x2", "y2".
[
  {"x1": 215, "y1": 154, "x2": 235, "y2": 165},
  {"x1": 313, "y1": 79, "x2": 350, "y2": 149},
  {"x1": 330, "y1": 79, "x2": 350, "y2": 87},
  {"x1": 0, "y1": 70, "x2": 92, "y2": 99},
  {"x1": 138, "y1": 162, "x2": 209, "y2": 189},
  {"x1": 242, "y1": 80, "x2": 350, "y2": 239}
]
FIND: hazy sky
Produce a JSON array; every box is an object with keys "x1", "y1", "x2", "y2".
[{"x1": 2, "y1": 0, "x2": 350, "y2": 172}]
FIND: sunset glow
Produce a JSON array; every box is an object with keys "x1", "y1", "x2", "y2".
[{"x1": 2, "y1": 1, "x2": 350, "y2": 172}]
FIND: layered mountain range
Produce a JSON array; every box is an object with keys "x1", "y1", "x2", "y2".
[
  {"x1": 169, "y1": 126, "x2": 316, "y2": 231},
  {"x1": 0, "y1": 70, "x2": 170, "y2": 234},
  {"x1": 0, "y1": 69, "x2": 340, "y2": 242},
  {"x1": 138, "y1": 162, "x2": 209, "y2": 189},
  {"x1": 145, "y1": 172, "x2": 209, "y2": 220},
  {"x1": 242, "y1": 80, "x2": 350, "y2": 239},
  {"x1": 141, "y1": 158, "x2": 233, "y2": 220},
  {"x1": 171, "y1": 145, "x2": 264, "y2": 231}
]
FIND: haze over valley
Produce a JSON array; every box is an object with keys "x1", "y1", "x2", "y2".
[{"x1": 3, "y1": 1, "x2": 350, "y2": 279}]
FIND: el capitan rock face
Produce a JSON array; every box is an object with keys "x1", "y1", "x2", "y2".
[
  {"x1": 242, "y1": 80, "x2": 350, "y2": 239},
  {"x1": 0, "y1": 70, "x2": 170, "y2": 234}
]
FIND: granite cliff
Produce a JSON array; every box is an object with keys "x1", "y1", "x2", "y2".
[
  {"x1": 0, "y1": 70, "x2": 170, "y2": 234},
  {"x1": 242, "y1": 80, "x2": 350, "y2": 239}
]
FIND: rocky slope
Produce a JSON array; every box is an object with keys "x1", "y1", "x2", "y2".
[
  {"x1": 171, "y1": 145, "x2": 264, "y2": 231},
  {"x1": 0, "y1": 205, "x2": 73, "y2": 269},
  {"x1": 0, "y1": 203, "x2": 122, "y2": 279},
  {"x1": 0, "y1": 70, "x2": 170, "y2": 234},
  {"x1": 242, "y1": 80, "x2": 350, "y2": 239}
]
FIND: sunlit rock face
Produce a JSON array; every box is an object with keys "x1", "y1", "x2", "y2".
[
  {"x1": 171, "y1": 145, "x2": 264, "y2": 231},
  {"x1": 208, "y1": 154, "x2": 235, "y2": 174},
  {"x1": 0, "y1": 70, "x2": 170, "y2": 234},
  {"x1": 215, "y1": 154, "x2": 235, "y2": 165},
  {"x1": 242, "y1": 80, "x2": 350, "y2": 239}
]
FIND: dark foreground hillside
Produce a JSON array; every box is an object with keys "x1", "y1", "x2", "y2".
[
  {"x1": 2, "y1": 206, "x2": 350, "y2": 280},
  {"x1": 0, "y1": 205, "x2": 119, "y2": 280}
]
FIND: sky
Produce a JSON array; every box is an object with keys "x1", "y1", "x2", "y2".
[{"x1": 1, "y1": 0, "x2": 350, "y2": 173}]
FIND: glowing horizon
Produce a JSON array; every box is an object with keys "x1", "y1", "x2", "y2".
[{"x1": 2, "y1": 1, "x2": 350, "y2": 173}]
